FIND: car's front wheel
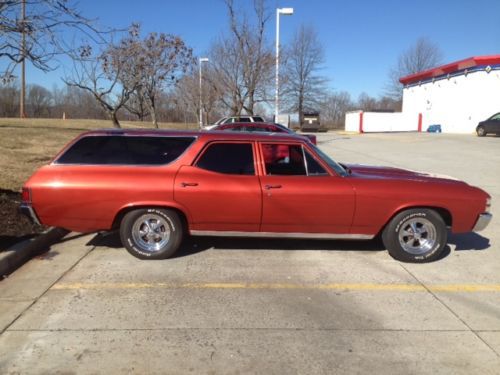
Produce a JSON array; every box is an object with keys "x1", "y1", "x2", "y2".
[
  {"x1": 120, "y1": 208, "x2": 183, "y2": 259},
  {"x1": 382, "y1": 208, "x2": 447, "y2": 263},
  {"x1": 476, "y1": 125, "x2": 486, "y2": 137}
]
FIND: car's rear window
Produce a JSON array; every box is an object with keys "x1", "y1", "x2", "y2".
[{"x1": 56, "y1": 135, "x2": 195, "y2": 165}]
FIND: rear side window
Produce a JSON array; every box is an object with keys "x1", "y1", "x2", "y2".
[
  {"x1": 196, "y1": 143, "x2": 255, "y2": 175},
  {"x1": 56, "y1": 136, "x2": 195, "y2": 165}
]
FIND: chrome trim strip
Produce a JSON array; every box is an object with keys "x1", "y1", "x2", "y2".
[
  {"x1": 472, "y1": 213, "x2": 492, "y2": 232},
  {"x1": 190, "y1": 230, "x2": 374, "y2": 240}
]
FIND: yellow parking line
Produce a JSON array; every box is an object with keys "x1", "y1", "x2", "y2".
[{"x1": 50, "y1": 282, "x2": 500, "y2": 293}]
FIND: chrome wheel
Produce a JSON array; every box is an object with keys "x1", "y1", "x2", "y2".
[
  {"x1": 398, "y1": 217, "x2": 437, "y2": 255},
  {"x1": 477, "y1": 126, "x2": 486, "y2": 136},
  {"x1": 131, "y1": 214, "x2": 171, "y2": 253}
]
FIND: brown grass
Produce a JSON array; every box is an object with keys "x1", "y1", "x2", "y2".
[{"x1": 0, "y1": 118, "x2": 197, "y2": 191}]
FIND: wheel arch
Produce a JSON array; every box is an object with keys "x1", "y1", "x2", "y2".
[
  {"x1": 377, "y1": 205, "x2": 452, "y2": 237},
  {"x1": 112, "y1": 203, "x2": 190, "y2": 234}
]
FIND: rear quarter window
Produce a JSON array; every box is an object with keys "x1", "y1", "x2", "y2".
[{"x1": 56, "y1": 136, "x2": 195, "y2": 165}]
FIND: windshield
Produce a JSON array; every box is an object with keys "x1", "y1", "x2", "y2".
[{"x1": 309, "y1": 143, "x2": 348, "y2": 177}]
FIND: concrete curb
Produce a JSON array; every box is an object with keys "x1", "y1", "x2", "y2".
[{"x1": 0, "y1": 227, "x2": 69, "y2": 277}]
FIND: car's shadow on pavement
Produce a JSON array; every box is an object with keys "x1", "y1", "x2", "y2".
[
  {"x1": 448, "y1": 232, "x2": 490, "y2": 251},
  {"x1": 87, "y1": 231, "x2": 386, "y2": 258},
  {"x1": 86, "y1": 230, "x2": 492, "y2": 260}
]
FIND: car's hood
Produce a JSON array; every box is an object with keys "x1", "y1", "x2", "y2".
[{"x1": 345, "y1": 163, "x2": 463, "y2": 184}]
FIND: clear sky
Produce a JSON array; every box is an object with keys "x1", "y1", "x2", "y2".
[{"x1": 21, "y1": 0, "x2": 500, "y2": 100}]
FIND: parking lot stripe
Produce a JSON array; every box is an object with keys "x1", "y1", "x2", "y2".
[{"x1": 50, "y1": 282, "x2": 500, "y2": 293}]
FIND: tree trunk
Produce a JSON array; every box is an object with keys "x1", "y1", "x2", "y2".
[
  {"x1": 111, "y1": 111, "x2": 121, "y2": 128},
  {"x1": 298, "y1": 93, "x2": 304, "y2": 130},
  {"x1": 151, "y1": 109, "x2": 158, "y2": 128}
]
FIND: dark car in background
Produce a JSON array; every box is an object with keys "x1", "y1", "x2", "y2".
[
  {"x1": 476, "y1": 113, "x2": 500, "y2": 136},
  {"x1": 212, "y1": 122, "x2": 317, "y2": 144}
]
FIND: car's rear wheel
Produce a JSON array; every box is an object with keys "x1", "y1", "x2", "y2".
[
  {"x1": 120, "y1": 208, "x2": 183, "y2": 259},
  {"x1": 476, "y1": 126, "x2": 486, "y2": 137},
  {"x1": 382, "y1": 208, "x2": 447, "y2": 263}
]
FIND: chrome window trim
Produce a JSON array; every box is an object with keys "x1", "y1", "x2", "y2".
[{"x1": 190, "y1": 230, "x2": 373, "y2": 240}]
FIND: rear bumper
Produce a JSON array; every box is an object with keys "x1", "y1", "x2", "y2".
[
  {"x1": 19, "y1": 203, "x2": 41, "y2": 226},
  {"x1": 472, "y1": 213, "x2": 492, "y2": 232}
]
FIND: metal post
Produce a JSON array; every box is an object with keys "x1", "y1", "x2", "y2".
[
  {"x1": 198, "y1": 57, "x2": 209, "y2": 128},
  {"x1": 274, "y1": 8, "x2": 293, "y2": 122},
  {"x1": 274, "y1": 9, "x2": 280, "y2": 121},
  {"x1": 20, "y1": 0, "x2": 26, "y2": 118},
  {"x1": 199, "y1": 61, "x2": 202, "y2": 128}
]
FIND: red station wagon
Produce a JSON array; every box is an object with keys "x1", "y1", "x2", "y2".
[{"x1": 20, "y1": 129, "x2": 492, "y2": 263}]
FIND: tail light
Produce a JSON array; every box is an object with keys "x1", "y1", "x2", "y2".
[{"x1": 21, "y1": 187, "x2": 32, "y2": 203}]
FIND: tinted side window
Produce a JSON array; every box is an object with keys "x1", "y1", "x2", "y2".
[
  {"x1": 238, "y1": 117, "x2": 251, "y2": 123},
  {"x1": 253, "y1": 116, "x2": 264, "y2": 122},
  {"x1": 196, "y1": 143, "x2": 255, "y2": 175},
  {"x1": 56, "y1": 136, "x2": 194, "y2": 165}
]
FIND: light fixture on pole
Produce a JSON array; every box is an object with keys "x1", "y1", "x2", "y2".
[
  {"x1": 275, "y1": 7, "x2": 293, "y2": 121},
  {"x1": 199, "y1": 57, "x2": 209, "y2": 128}
]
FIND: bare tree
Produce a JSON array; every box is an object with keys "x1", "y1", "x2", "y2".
[
  {"x1": 63, "y1": 27, "x2": 142, "y2": 127},
  {"x1": 129, "y1": 32, "x2": 193, "y2": 127},
  {"x1": 0, "y1": 82, "x2": 20, "y2": 117},
  {"x1": 0, "y1": 0, "x2": 109, "y2": 117},
  {"x1": 0, "y1": 0, "x2": 105, "y2": 77},
  {"x1": 124, "y1": 91, "x2": 149, "y2": 122},
  {"x1": 386, "y1": 37, "x2": 443, "y2": 100},
  {"x1": 208, "y1": 0, "x2": 274, "y2": 116},
  {"x1": 357, "y1": 92, "x2": 378, "y2": 111},
  {"x1": 283, "y1": 24, "x2": 327, "y2": 127},
  {"x1": 175, "y1": 63, "x2": 222, "y2": 124},
  {"x1": 320, "y1": 91, "x2": 354, "y2": 129},
  {"x1": 26, "y1": 83, "x2": 52, "y2": 117}
]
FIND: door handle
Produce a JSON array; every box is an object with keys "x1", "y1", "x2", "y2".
[
  {"x1": 181, "y1": 182, "x2": 199, "y2": 187},
  {"x1": 264, "y1": 184, "x2": 282, "y2": 190}
]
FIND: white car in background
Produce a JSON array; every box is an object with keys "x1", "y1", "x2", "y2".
[{"x1": 203, "y1": 115, "x2": 265, "y2": 130}]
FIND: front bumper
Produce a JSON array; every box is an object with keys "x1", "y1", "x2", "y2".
[
  {"x1": 472, "y1": 213, "x2": 492, "y2": 232},
  {"x1": 19, "y1": 203, "x2": 41, "y2": 226}
]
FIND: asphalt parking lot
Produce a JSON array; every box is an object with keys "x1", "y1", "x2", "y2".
[{"x1": 1, "y1": 131, "x2": 499, "y2": 374}]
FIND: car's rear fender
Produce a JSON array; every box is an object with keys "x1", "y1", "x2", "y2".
[{"x1": 111, "y1": 202, "x2": 191, "y2": 233}]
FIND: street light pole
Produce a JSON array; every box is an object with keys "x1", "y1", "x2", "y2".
[
  {"x1": 20, "y1": 0, "x2": 26, "y2": 118},
  {"x1": 275, "y1": 7, "x2": 293, "y2": 122},
  {"x1": 199, "y1": 57, "x2": 209, "y2": 128}
]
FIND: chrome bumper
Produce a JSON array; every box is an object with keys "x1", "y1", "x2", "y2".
[
  {"x1": 19, "y1": 203, "x2": 41, "y2": 226},
  {"x1": 472, "y1": 213, "x2": 492, "y2": 232}
]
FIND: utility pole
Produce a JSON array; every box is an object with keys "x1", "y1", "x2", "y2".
[
  {"x1": 198, "y1": 57, "x2": 209, "y2": 128},
  {"x1": 20, "y1": 0, "x2": 27, "y2": 118}
]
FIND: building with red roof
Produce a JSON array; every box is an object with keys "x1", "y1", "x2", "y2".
[
  {"x1": 400, "y1": 55, "x2": 500, "y2": 133},
  {"x1": 346, "y1": 55, "x2": 500, "y2": 133}
]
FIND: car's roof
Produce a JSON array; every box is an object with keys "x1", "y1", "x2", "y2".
[{"x1": 78, "y1": 128, "x2": 304, "y2": 143}]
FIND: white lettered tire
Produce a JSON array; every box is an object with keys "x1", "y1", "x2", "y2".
[
  {"x1": 382, "y1": 208, "x2": 447, "y2": 263},
  {"x1": 120, "y1": 208, "x2": 183, "y2": 259}
]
